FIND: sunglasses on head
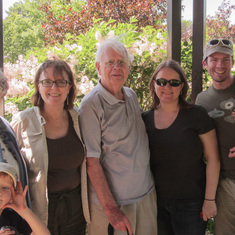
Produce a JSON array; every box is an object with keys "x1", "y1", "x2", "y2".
[
  {"x1": 207, "y1": 39, "x2": 233, "y2": 47},
  {"x1": 155, "y1": 78, "x2": 182, "y2": 87}
]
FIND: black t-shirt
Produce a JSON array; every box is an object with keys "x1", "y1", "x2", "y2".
[
  {"x1": 142, "y1": 105, "x2": 214, "y2": 202},
  {"x1": 0, "y1": 208, "x2": 32, "y2": 235}
]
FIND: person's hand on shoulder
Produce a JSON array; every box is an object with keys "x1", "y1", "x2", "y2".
[
  {"x1": 232, "y1": 109, "x2": 235, "y2": 119},
  {"x1": 229, "y1": 147, "x2": 235, "y2": 158}
]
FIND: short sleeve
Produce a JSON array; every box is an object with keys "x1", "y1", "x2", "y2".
[
  {"x1": 1, "y1": 209, "x2": 32, "y2": 235},
  {"x1": 194, "y1": 105, "x2": 215, "y2": 135},
  {"x1": 79, "y1": 98, "x2": 102, "y2": 159}
]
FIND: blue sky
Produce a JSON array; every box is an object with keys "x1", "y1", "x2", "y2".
[{"x1": 2, "y1": 0, "x2": 235, "y2": 24}]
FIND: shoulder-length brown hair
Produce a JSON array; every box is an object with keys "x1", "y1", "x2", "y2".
[
  {"x1": 149, "y1": 60, "x2": 191, "y2": 109},
  {"x1": 31, "y1": 60, "x2": 77, "y2": 110}
]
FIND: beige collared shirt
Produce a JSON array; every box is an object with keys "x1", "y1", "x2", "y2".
[{"x1": 79, "y1": 82, "x2": 154, "y2": 205}]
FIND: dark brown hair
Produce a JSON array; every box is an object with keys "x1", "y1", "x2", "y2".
[
  {"x1": 31, "y1": 60, "x2": 77, "y2": 109},
  {"x1": 149, "y1": 60, "x2": 190, "y2": 109}
]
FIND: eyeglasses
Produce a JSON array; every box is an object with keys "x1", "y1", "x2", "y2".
[
  {"x1": 39, "y1": 79, "x2": 71, "y2": 87},
  {"x1": 155, "y1": 78, "x2": 182, "y2": 87},
  {"x1": 207, "y1": 39, "x2": 233, "y2": 47},
  {"x1": 104, "y1": 59, "x2": 128, "y2": 68}
]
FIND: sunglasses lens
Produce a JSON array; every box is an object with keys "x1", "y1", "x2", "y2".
[
  {"x1": 156, "y1": 79, "x2": 167, "y2": 86},
  {"x1": 222, "y1": 39, "x2": 232, "y2": 46},
  {"x1": 169, "y1": 80, "x2": 182, "y2": 87},
  {"x1": 209, "y1": 40, "x2": 219, "y2": 46},
  {"x1": 155, "y1": 79, "x2": 181, "y2": 87}
]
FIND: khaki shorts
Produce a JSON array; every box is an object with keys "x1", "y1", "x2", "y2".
[
  {"x1": 214, "y1": 178, "x2": 235, "y2": 235},
  {"x1": 87, "y1": 189, "x2": 157, "y2": 235}
]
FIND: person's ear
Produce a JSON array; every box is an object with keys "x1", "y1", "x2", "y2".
[
  {"x1": 95, "y1": 62, "x2": 101, "y2": 76},
  {"x1": 202, "y1": 60, "x2": 208, "y2": 69},
  {"x1": 181, "y1": 82, "x2": 184, "y2": 89}
]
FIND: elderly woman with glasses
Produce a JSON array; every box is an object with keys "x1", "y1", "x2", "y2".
[
  {"x1": 142, "y1": 60, "x2": 221, "y2": 235},
  {"x1": 11, "y1": 60, "x2": 90, "y2": 235}
]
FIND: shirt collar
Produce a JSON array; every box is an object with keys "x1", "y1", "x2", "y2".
[{"x1": 97, "y1": 80, "x2": 128, "y2": 105}]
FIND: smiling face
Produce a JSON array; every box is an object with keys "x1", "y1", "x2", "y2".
[
  {"x1": 154, "y1": 67, "x2": 184, "y2": 105},
  {"x1": 203, "y1": 52, "x2": 234, "y2": 87},
  {"x1": 96, "y1": 48, "x2": 130, "y2": 95},
  {"x1": 0, "y1": 175, "x2": 13, "y2": 214},
  {"x1": 38, "y1": 66, "x2": 71, "y2": 109}
]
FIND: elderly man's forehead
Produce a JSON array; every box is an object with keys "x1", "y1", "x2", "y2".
[{"x1": 102, "y1": 47, "x2": 127, "y2": 58}]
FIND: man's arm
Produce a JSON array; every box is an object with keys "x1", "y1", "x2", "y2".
[{"x1": 87, "y1": 157, "x2": 133, "y2": 235}]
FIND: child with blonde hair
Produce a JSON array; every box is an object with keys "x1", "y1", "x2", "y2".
[{"x1": 0, "y1": 162, "x2": 50, "y2": 235}]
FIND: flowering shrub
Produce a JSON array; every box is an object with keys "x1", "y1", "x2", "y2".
[{"x1": 3, "y1": 18, "x2": 167, "y2": 121}]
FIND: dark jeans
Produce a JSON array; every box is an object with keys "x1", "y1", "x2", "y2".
[
  {"x1": 157, "y1": 199, "x2": 207, "y2": 235},
  {"x1": 48, "y1": 185, "x2": 86, "y2": 235}
]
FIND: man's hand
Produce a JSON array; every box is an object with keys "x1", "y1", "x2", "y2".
[
  {"x1": 87, "y1": 157, "x2": 133, "y2": 234},
  {"x1": 106, "y1": 206, "x2": 132, "y2": 234},
  {"x1": 232, "y1": 109, "x2": 235, "y2": 119},
  {"x1": 229, "y1": 147, "x2": 235, "y2": 158}
]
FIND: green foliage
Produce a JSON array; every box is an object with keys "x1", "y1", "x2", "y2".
[
  {"x1": 207, "y1": 219, "x2": 215, "y2": 234},
  {"x1": 181, "y1": 38, "x2": 193, "y2": 102},
  {"x1": 26, "y1": 18, "x2": 166, "y2": 109},
  {"x1": 3, "y1": 0, "x2": 47, "y2": 63}
]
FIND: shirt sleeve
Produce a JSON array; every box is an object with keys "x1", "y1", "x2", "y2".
[
  {"x1": 194, "y1": 105, "x2": 215, "y2": 135},
  {"x1": 17, "y1": 216, "x2": 32, "y2": 235},
  {"x1": 79, "y1": 98, "x2": 102, "y2": 158},
  {"x1": 1, "y1": 209, "x2": 32, "y2": 235}
]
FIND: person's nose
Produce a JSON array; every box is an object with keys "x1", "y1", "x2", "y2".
[
  {"x1": 50, "y1": 82, "x2": 58, "y2": 89},
  {"x1": 217, "y1": 60, "x2": 225, "y2": 67},
  {"x1": 164, "y1": 82, "x2": 171, "y2": 88},
  {"x1": 113, "y1": 61, "x2": 121, "y2": 69}
]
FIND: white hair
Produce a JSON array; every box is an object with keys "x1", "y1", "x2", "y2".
[{"x1": 95, "y1": 37, "x2": 134, "y2": 64}]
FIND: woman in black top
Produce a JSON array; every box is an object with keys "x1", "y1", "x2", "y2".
[{"x1": 142, "y1": 60, "x2": 220, "y2": 235}]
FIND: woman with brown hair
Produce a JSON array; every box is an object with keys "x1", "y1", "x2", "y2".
[
  {"x1": 142, "y1": 60, "x2": 220, "y2": 235},
  {"x1": 11, "y1": 60, "x2": 89, "y2": 235}
]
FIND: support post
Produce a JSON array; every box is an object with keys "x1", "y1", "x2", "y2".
[
  {"x1": 0, "y1": 0, "x2": 4, "y2": 116},
  {"x1": 167, "y1": 0, "x2": 182, "y2": 63},
  {"x1": 191, "y1": 0, "x2": 206, "y2": 102}
]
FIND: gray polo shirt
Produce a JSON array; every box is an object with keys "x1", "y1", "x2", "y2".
[{"x1": 79, "y1": 82, "x2": 154, "y2": 205}]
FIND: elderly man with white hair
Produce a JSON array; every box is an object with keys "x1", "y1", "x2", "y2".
[{"x1": 79, "y1": 38, "x2": 157, "y2": 235}]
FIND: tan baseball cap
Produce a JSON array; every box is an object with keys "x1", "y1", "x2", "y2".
[
  {"x1": 0, "y1": 162, "x2": 18, "y2": 188},
  {"x1": 204, "y1": 39, "x2": 233, "y2": 60}
]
